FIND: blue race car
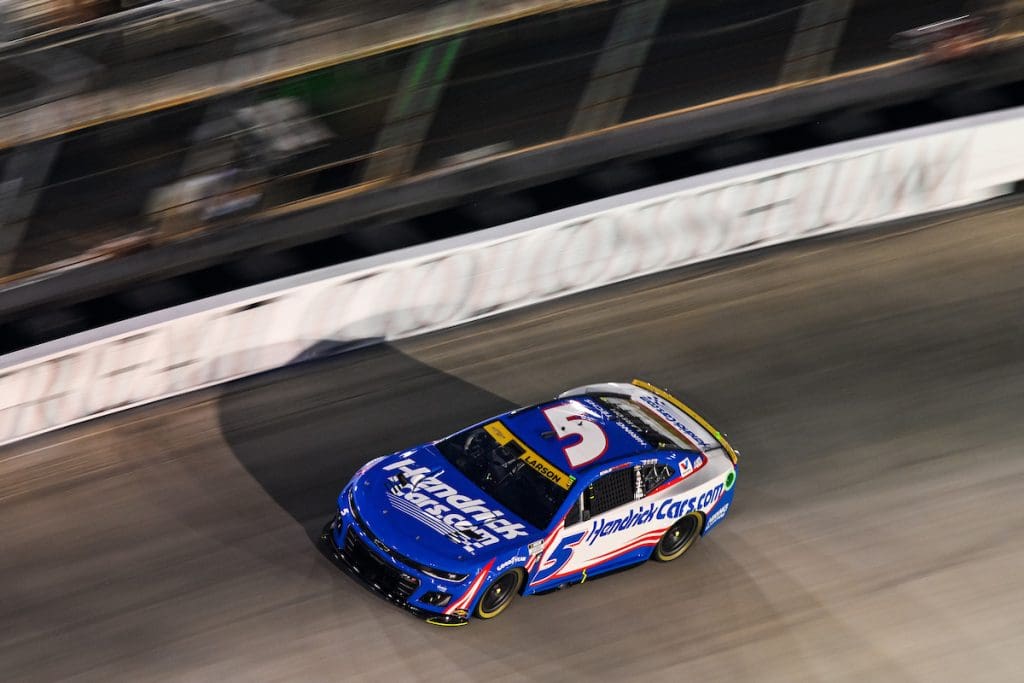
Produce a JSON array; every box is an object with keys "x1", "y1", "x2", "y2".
[{"x1": 321, "y1": 380, "x2": 738, "y2": 626}]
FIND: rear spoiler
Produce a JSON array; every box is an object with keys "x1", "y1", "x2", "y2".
[{"x1": 631, "y1": 379, "x2": 739, "y2": 465}]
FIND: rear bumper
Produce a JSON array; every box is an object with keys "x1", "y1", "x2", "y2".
[{"x1": 319, "y1": 518, "x2": 469, "y2": 626}]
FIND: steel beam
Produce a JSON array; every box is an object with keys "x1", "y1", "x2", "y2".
[
  {"x1": 0, "y1": 140, "x2": 62, "y2": 274},
  {"x1": 568, "y1": 0, "x2": 668, "y2": 135},
  {"x1": 778, "y1": 0, "x2": 854, "y2": 84},
  {"x1": 361, "y1": 38, "x2": 464, "y2": 181}
]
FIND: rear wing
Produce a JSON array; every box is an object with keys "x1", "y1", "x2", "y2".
[{"x1": 630, "y1": 380, "x2": 739, "y2": 464}]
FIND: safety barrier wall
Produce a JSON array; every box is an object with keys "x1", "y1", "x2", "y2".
[{"x1": 2, "y1": 105, "x2": 1024, "y2": 446}]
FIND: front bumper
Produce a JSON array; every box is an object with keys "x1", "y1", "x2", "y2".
[{"x1": 319, "y1": 516, "x2": 469, "y2": 626}]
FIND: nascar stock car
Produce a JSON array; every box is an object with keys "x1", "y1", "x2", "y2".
[{"x1": 321, "y1": 380, "x2": 738, "y2": 626}]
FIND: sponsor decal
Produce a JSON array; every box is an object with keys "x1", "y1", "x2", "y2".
[
  {"x1": 584, "y1": 483, "x2": 725, "y2": 545},
  {"x1": 635, "y1": 393, "x2": 712, "y2": 450},
  {"x1": 705, "y1": 503, "x2": 730, "y2": 530},
  {"x1": 725, "y1": 470, "x2": 736, "y2": 490},
  {"x1": 679, "y1": 457, "x2": 693, "y2": 477},
  {"x1": 383, "y1": 458, "x2": 529, "y2": 552},
  {"x1": 581, "y1": 398, "x2": 647, "y2": 447},
  {"x1": 675, "y1": 454, "x2": 705, "y2": 480},
  {"x1": 482, "y1": 420, "x2": 517, "y2": 445},
  {"x1": 586, "y1": 502, "x2": 658, "y2": 544},
  {"x1": 496, "y1": 555, "x2": 529, "y2": 572},
  {"x1": 599, "y1": 462, "x2": 632, "y2": 476}
]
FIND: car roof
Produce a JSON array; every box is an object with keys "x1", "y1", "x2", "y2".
[{"x1": 498, "y1": 395, "x2": 667, "y2": 474}]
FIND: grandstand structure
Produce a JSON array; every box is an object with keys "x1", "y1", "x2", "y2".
[{"x1": 0, "y1": 0, "x2": 1020, "y2": 286}]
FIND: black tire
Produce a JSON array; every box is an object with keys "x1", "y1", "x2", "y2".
[
  {"x1": 653, "y1": 513, "x2": 701, "y2": 562},
  {"x1": 474, "y1": 569, "x2": 524, "y2": 620}
]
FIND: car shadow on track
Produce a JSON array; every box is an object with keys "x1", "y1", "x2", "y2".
[{"x1": 217, "y1": 340, "x2": 517, "y2": 545}]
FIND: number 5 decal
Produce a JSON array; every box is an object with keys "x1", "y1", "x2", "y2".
[
  {"x1": 532, "y1": 531, "x2": 586, "y2": 584},
  {"x1": 542, "y1": 402, "x2": 609, "y2": 468}
]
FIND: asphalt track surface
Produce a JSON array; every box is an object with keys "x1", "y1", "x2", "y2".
[{"x1": 3, "y1": 203, "x2": 1024, "y2": 681}]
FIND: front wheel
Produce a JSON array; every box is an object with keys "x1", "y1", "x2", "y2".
[
  {"x1": 474, "y1": 569, "x2": 524, "y2": 620},
  {"x1": 653, "y1": 514, "x2": 701, "y2": 562}
]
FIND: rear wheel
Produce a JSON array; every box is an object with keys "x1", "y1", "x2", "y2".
[
  {"x1": 474, "y1": 569, "x2": 524, "y2": 620},
  {"x1": 653, "y1": 513, "x2": 701, "y2": 562}
]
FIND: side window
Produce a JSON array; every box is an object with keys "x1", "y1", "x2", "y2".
[
  {"x1": 584, "y1": 467, "x2": 635, "y2": 518},
  {"x1": 638, "y1": 464, "x2": 672, "y2": 496}
]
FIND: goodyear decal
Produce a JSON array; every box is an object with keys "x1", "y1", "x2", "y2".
[{"x1": 484, "y1": 421, "x2": 574, "y2": 490}]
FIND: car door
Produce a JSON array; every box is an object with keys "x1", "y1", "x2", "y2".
[{"x1": 528, "y1": 461, "x2": 676, "y2": 588}]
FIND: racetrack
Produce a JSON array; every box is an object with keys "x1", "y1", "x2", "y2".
[{"x1": 3, "y1": 203, "x2": 1024, "y2": 681}]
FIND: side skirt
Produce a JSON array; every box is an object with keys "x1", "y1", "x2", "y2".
[{"x1": 526, "y1": 558, "x2": 648, "y2": 596}]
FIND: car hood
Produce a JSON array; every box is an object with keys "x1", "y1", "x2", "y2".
[{"x1": 345, "y1": 446, "x2": 542, "y2": 567}]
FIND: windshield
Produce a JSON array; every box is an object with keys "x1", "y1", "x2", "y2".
[
  {"x1": 435, "y1": 423, "x2": 572, "y2": 530},
  {"x1": 596, "y1": 396, "x2": 695, "y2": 451}
]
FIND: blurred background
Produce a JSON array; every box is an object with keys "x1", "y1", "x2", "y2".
[
  {"x1": 2, "y1": 0, "x2": 1024, "y2": 352},
  {"x1": 0, "y1": 0, "x2": 1022, "y2": 349},
  {"x1": 4, "y1": 3, "x2": 1024, "y2": 679}
]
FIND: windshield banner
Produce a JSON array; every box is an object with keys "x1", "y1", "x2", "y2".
[{"x1": 484, "y1": 421, "x2": 574, "y2": 490}]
